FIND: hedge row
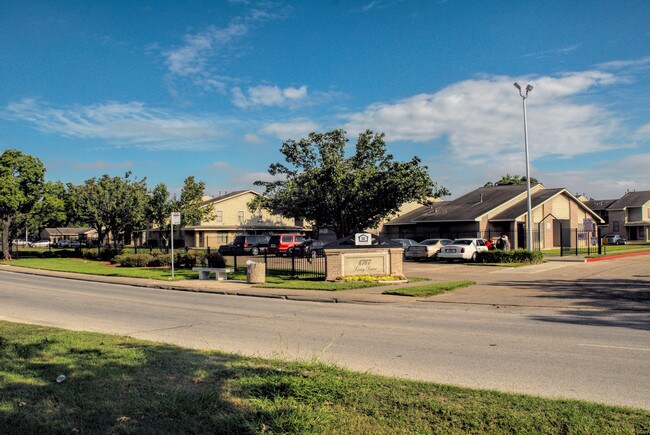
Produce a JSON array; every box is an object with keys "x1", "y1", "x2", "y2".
[
  {"x1": 476, "y1": 249, "x2": 543, "y2": 264},
  {"x1": 12, "y1": 248, "x2": 225, "y2": 269},
  {"x1": 112, "y1": 251, "x2": 225, "y2": 268}
]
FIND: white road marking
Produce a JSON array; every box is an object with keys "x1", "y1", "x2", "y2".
[{"x1": 578, "y1": 343, "x2": 650, "y2": 352}]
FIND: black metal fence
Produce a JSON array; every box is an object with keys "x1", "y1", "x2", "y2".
[
  {"x1": 560, "y1": 228, "x2": 601, "y2": 256},
  {"x1": 228, "y1": 251, "x2": 326, "y2": 279}
]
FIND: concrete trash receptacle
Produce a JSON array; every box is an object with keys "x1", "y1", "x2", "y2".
[{"x1": 246, "y1": 261, "x2": 265, "y2": 284}]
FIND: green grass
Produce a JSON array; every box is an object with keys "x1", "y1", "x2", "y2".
[
  {"x1": 1, "y1": 321, "x2": 648, "y2": 434},
  {"x1": 1, "y1": 258, "x2": 195, "y2": 281},
  {"x1": 228, "y1": 272, "x2": 388, "y2": 291},
  {"x1": 383, "y1": 280, "x2": 475, "y2": 297}
]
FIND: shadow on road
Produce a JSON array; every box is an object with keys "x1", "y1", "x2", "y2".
[{"x1": 490, "y1": 278, "x2": 650, "y2": 331}]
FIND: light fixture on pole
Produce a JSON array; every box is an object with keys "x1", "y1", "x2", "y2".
[{"x1": 514, "y1": 82, "x2": 534, "y2": 251}]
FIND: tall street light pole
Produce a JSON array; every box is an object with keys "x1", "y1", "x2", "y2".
[{"x1": 514, "y1": 82, "x2": 534, "y2": 251}]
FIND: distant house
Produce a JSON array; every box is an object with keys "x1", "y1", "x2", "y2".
[
  {"x1": 40, "y1": 227, "x2": 97, "y2": 244},
  {"x1": 382, "y1": 184, "x2": 603, "y2": 249},
  {"x1": 603, "y1": 190, "x2": 650, "y2": 242},
  {"x1": 583, "y1": 199, "x2": 617, "y2": 228},
  {"x1": 149, "y1": 190, "x2": 311, "y2": 249}
]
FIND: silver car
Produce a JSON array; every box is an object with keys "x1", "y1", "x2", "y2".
[{"x1": 406, "y1": 239, "x2": 454, "y2": 261}]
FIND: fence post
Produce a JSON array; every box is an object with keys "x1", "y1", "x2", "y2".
[
  {"x1": 233, "y1": 253, "x2": 238, "y2": 272},
  {"x1": 291, "y1": 249, "x2": 297, "y2": 279},
  {"x1": 560, "y1": 230, "x2": 564, "y2": 257},
  {"x1": 575, "y1": 229, "x2": 578, "y2": 256}
]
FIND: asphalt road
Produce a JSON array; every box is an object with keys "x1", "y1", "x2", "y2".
[{"x1": 1, "y1": 269, "x2": 649, "y2": 410}]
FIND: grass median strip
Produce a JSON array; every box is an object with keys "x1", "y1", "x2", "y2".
[
  {"x1": 1, "y1": 321, "x2": 648, "y2": 434},
  {"x1": 383, "y1": 280, "x2": 475, "y2": 297}
]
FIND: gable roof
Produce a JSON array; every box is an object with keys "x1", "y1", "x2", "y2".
[
  {"x1": 202, "y1": 189, "x2": 258, "y2": 206},
  {"x1": 606, "y1": 191, "x2": 650, "y2": 210},
  {"x1": 385, "y1": 184, "x2": 604, "y2": 226},
  {"x1": 584, "y1": 199, "x2": 617, "y2": 211},
  {"x1": 412, "y1": 184, "x2": 537, "y2": 223}
]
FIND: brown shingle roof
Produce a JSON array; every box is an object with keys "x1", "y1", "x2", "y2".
[
  {"x1": 412, "y1": 184, "x2": 532, "y2": 222},
  {"x1": 606, "y1": 191, "x2": 650, "y2": 210}
]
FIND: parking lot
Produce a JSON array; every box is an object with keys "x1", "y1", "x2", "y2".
[{"x1": 401, "y1": 255, "x2": 650, "y2": 319}]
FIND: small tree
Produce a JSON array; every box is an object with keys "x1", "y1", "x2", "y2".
[
  {"x1": 177, "y1": 176, "x2": 214, "y2": 227},
  {"x1": 251, "y1": 129, "x2": 449, "y2": 239},
  {"x1": 484, "y1": 174, "x2": 539, "y2": 187},
  {"x1": 0, "y1": 149, "x2": 45, "y2": 260},
  {"x1": 147, "y1": 182, "x2": 173, "y2": 247}
]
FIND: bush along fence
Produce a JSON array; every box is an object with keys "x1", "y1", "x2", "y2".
[{"x1": 476, "y1": 249, "x2": 544, "y2": 264}]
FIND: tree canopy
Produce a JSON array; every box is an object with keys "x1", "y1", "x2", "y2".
[
  {"x1": 250, "y1": 129, "x2": 449, "y2": 239},
  {"x1": 484, "y1": 174, "x2": 539, "y2": 187},
  {"x1": 0, "y1": 149, "x2": 45, "y2": 259},
  {"x1": 74, "y1": 172, "x2": 148, "y2": 248},
  {"x1": 177, "y1": 176, "x2": 213, "y2": 227}
]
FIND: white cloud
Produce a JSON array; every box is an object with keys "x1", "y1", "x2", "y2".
[
  {"x1": 232, "y1": 85, "x2": 308, "y2": 109},
  {"x1": 163, "y1": 4, "x2": 288, "y2": 92},
  {"x1": 259, "y1": 119, "x2": 321, "y2": 140},
  {"x1": 243, "y1": 133, "x2": 265, "y2": 143},
  {"x1": 542, "y1": 153, "x2": 650, "y2": 198},
  {"x1": 4, "y1": 98, "x2": 226, "y2": 150},
  {"x1": 344, "y1": 71, "x2": 624, "y2": 161}
]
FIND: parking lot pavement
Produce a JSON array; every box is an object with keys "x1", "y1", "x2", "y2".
[{"x1": 402, "y1": 256, "x2": 650, "y2": 314}]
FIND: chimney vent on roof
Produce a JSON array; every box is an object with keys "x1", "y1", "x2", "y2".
[{"x1": 480, "y1": 193, "x2": 483, "y2": 203}]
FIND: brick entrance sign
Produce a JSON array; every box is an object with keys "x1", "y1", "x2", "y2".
[{"x1": 323, "y1": 234, "x2": 403, "y2": 281}]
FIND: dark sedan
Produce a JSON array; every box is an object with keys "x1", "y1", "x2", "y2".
[{"x1": 292, "y1": 240, "x2": 325, "y2": 258}]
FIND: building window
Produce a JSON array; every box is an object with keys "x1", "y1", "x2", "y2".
[
  {"x1": 238, "y1": 211, "x2": 244, "y2": 223},
  {"x1": 198, "y1": 231, "x2": 204, "y2": 247},
  {"x1": 215, "y1": 210, "x2": 223, "y2": 223},
  {"x1": 647, "y1": 209, "x2": 650, "y2": 219},
  {"x1": 613, "y1": 221, "x2": 620, "y2": 232},
  {"x1": 217, "y1": 233, "x2": 228, "y2": 244},
  {"x1": 639, "y1": 227, "x2": 645, "y2": 238}
]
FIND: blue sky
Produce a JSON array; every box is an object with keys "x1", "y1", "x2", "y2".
[{"x1": 1, "y1": 0, "x2": 649, "y2": 199}]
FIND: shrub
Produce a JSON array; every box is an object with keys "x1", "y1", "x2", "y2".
[
  {"x1": 177, "y1": 250, "x2": 204, "y2": 268},
  {"x1": 476, "y1": 249, "x2": 543, "y2": 264},
  {"x1": 205, "y1": 252, "x2": 226, "y2": 268},
  {"x1": 113, "y1": 253, "x2": 154, "y2": 268},
  {"x1": 149, "y1": 251, "x2": 172, "y2": 267}
]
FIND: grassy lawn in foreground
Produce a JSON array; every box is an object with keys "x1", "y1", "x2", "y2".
[
  {"x1": 1, "y1": 321, "x2": 648, "y2": 434},
  {"x1": 383, "y1": 280, "x2": 475, "y2": 297},
  {"x1": 1, "y1": 258, "x2": 195, "y2": 281}
]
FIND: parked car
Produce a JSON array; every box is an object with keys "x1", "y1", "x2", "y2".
[
  {"x1": 292, "y1": 239, "x2": 325, "y2": 258},
  {"x1": 391, "y1": 238, "x2": 418, "y2": 258},
  {"x1": 11, "y1": 239, "x2": 30, "y2": 247},
  {"x1": 232, "y1": 235, "x2": 270, "y2": 255},
  {"x1": 604, "y1": 234, "x2": 626, "y2": 245},
  {"x1": 217, "y1": 242, "x2": 235, "y2": 255},
  {"x1": 30, "y1": 239, "x2": 51, "y2": 248},
  {"x1": 268, "y1": 234, "x2": 305, "y2": 256},
  {"x1": 406, "y1": 239, "x2": 454, "y2": 261},
  {"x1": 437, "y1": 238, "x2": 489, "y2": 262},
  {"x1": 53, "y1": 239, "x2": 81, "y2": 249}
]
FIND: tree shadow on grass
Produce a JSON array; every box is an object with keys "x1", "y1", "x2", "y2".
[
  {"x1": 489, "y1": 278, "x2": 650, "y2": 331},
  {"x1": 0, "y1": 323, "x2": 326, "y2": 434}
]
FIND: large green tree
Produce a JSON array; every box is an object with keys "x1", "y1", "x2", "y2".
[
  {"x1": 0, "y1": 149, "x2": 45, "y2": 260},
  {"x1": 251, "y1": 129, "x2": 449, "y2": 239},
  {"x1": 75, "y1": 172, "x2": 148, "y2": 248}
]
